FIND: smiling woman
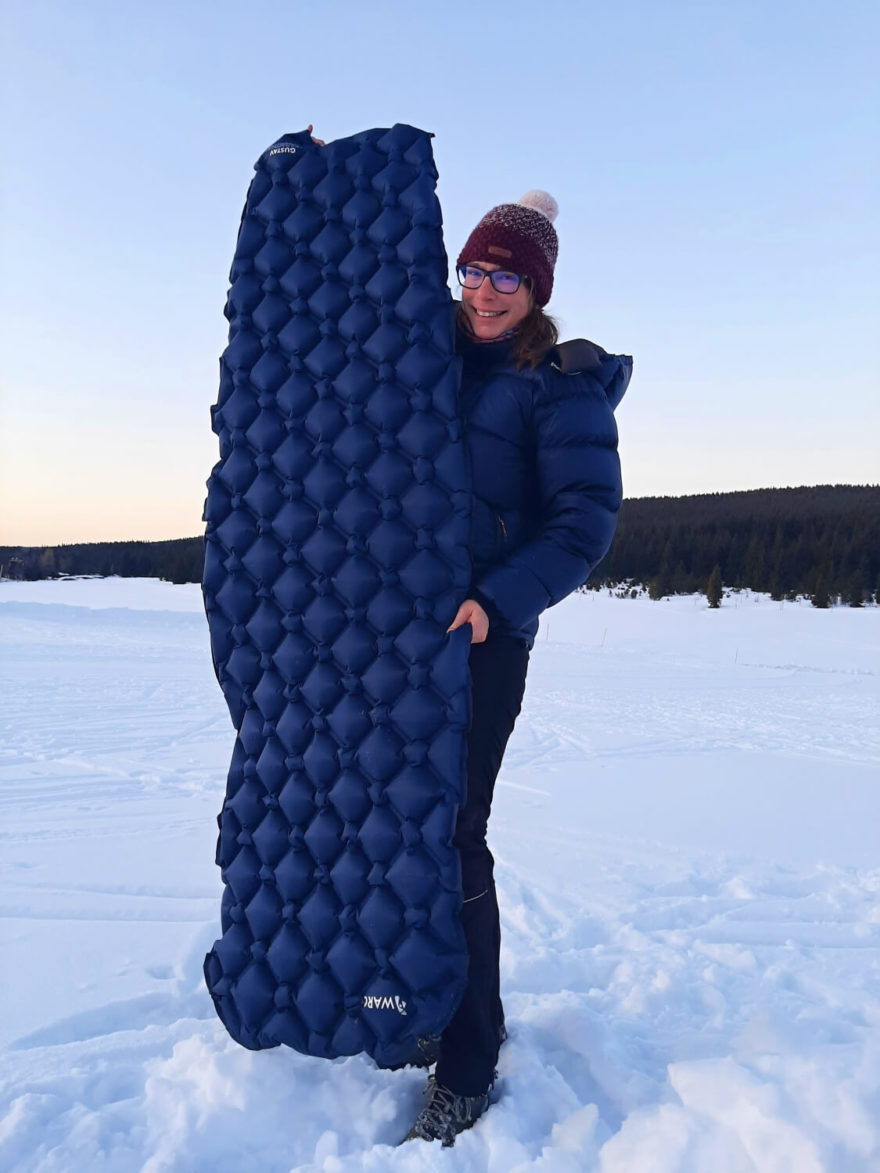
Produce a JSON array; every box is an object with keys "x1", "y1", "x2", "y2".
[
  {"x1": 453, "y1": 191, "x2": 563, "y2": 368},
  {"x1": 405, "y1": 189, "x2": 632, "y2": 1146},
  {"x1": 457, "y1": 262, "x2": 533, "y2": 339}
]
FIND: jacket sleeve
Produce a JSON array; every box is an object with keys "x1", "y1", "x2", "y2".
[{"x1": 471, "y1": 359, "x2": 627, "y2": 631}]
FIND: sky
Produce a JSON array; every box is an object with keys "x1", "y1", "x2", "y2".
[{"x1": 1, "y1": 0, "x2": 877, "y2": 546}]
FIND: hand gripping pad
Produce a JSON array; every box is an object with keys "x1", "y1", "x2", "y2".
[{"x1": 202, "y1": 126, "x2": 472, "y2": 1065}]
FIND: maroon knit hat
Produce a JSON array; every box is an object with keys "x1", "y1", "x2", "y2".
[{"x1": 456, "y1": 191, "x2": 559, "y2": 306}]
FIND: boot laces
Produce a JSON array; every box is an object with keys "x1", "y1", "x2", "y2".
[{"x1": 410, "y1": 1080, "x2": 489, "y2": 1146}]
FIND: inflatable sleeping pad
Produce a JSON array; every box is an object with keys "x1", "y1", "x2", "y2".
[{"x1": 202, "y1": 125, "x2": 473, "y2": 1065}]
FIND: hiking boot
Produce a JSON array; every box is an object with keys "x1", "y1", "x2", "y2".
[
  {"x1": 398, "y1": 1022, "x2": 506, "y2": 1071},
  {"x1": 413, "y1": 1034, "x2": 441, "y2": 1067},
  {"x1": 390, "y1": 1034, "x2": 441, "y2": 1070},
  {"x1": 403, "y1": 1078, "x2": 490, "y2": 1147}
]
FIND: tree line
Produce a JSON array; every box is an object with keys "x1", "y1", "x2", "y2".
[
  {"x1": 590, "y1": 484, "x2": 879, "y2": 605},
  {"x1": 0, "y1": 538, "x2": 202, "y2": 586},
  {"x1": 2, "y1": 484, "x2": 878, "y2": 605}
]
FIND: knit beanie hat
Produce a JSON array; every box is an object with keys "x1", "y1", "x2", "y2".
[{"x1": 456, "y1": 190, "x2": 559, "y2": 306}]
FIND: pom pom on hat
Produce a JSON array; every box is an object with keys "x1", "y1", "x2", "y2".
[
  {"x1": 457, "y1": 190, "x2": 560, "y2": 306},
  {"x1": 518, "y1": 190, "x2": 559, "y2": 224}
]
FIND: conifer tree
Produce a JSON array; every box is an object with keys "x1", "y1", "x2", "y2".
[
  {"x1": 706, "y1": 565, "x2": 723, "y2": 608},
  {"x1": 846, "y1": 573, "x2": 864, "y2": 607},
  {"x1": 812, "y1": 576, "x2": 830, "y2": 609}
]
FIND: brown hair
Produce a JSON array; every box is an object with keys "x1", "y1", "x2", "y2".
[{"x1": 512, "y1": 303, "x2": 559, "y2": 370}]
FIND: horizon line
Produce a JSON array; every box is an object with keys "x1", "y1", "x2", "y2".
[{"x1": 2, "y1": 481, "x2": 878, "y2": 550}]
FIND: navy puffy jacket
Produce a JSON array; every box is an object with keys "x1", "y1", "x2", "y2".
[{"x1": 460, "y1": 329, "x2": 631, "y2": 645}]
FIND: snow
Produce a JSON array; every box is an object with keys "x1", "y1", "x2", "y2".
[{"x1": 1, "y1": 577, "x2": 879, "y2": 1171}]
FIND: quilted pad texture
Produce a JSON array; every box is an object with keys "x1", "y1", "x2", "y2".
[{"x1": 202, "y1": 125, "x2": 472, "y2": 1065}]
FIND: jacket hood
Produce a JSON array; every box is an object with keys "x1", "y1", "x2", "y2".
[{"x1": 551, "y1": 338, "x2": 632, "y2": 412}]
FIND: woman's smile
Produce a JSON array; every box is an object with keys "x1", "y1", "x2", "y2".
[{"x1": 461, "y1": 262, "x2": 532, "y2": 339}]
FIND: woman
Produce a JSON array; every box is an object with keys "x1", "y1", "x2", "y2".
[{"x1": 405, "y1": 192, "x2": 631, "y2": 1146}]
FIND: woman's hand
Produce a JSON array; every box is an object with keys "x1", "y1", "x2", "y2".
[
  {"x1": 306, "y1": 124, "x2": 325, "y2": 146},
  {"x1": 447, "y1": 599, "x2": 489, "y2": 644}
]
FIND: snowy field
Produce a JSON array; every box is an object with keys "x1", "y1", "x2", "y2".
[{"x1": 1, "y1": 577, "x2": 879, "y2": 1172}]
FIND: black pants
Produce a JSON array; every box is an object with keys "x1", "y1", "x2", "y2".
[{"x1": 435, "y1": 635, "x2": 530, "y2": 1096}]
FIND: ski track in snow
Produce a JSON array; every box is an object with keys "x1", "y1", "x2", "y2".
[{"x1": 1, "y1": 579, "x2": 880, "y2": 1171}]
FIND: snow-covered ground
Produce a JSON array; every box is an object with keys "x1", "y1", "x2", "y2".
[{"x1": 1, "y1": 578, "x2": 879, "y2": 1172}]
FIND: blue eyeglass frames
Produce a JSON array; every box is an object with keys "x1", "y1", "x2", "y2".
[{"x1": 456, "y1": 265, "x2": 525, "y2": 294}]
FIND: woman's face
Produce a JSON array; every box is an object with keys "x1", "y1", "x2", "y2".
[{"x1": 460, "y1": 262, "x2": 532, "y2": 341}]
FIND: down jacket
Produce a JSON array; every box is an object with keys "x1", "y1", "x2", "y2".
[{"x1": 460, "y1": 329, "x2": 631, "y2": 645}]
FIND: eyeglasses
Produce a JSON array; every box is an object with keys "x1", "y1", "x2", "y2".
[{"x1": 456, "y1": 265, "x2": 525, "y2": 294}]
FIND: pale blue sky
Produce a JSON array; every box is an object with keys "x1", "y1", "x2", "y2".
[{"x1": 2, "y1": 0, "x2": 877, "y2": 544}]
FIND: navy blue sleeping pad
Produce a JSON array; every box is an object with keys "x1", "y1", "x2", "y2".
[{"x1": 202, "y1": 125, "x2": 472, "y2": 1065}]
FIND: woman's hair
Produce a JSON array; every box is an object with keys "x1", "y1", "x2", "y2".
[{"x1": 513, "y1": 302, "x2": 559, "y2": 370}]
